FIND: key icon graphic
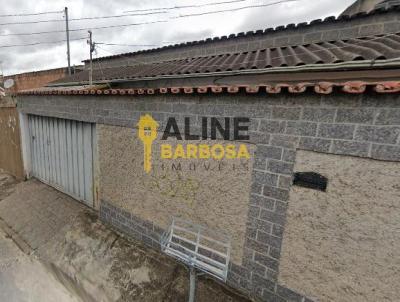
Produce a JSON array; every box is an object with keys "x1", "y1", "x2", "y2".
[{"x1": 138, "y1": 115, "x2": 159, "y2": 173}]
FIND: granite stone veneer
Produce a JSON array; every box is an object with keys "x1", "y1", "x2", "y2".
[{"x1": 19, "y1": 92, "x2": 400, "y2": 302}]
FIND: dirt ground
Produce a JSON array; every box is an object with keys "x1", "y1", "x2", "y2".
[
  {"x1": 0, "y1": 171, "x2": 19, "y2": 201},
  {"x1": 0, "y1": 172, "x2": 251, "y2": 302},
  {"x1": 38, "y1": 210, "x2": 251, "y2": 302}
]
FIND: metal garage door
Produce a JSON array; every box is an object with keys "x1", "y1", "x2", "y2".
[{"x1": 28, "y1": 115, "x2": 95, "y2": 207}]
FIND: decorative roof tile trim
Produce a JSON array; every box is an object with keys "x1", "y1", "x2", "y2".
[
  {"x1": 315, "y1": 82, "x2": 334, "y2": 94},
  {"x1": 198, "y1": 87, "x2": 208, "y2": 93},
  {"x1": 245, "y1": 86, "x2": 260, "y2": 93},
  {"x1": 266, "y1": 86, "x2": 282, "y2": 94},
  {"x1": 343, "y1": 81, "x2": 367, "y2": 94},
  {"x1": 375, "y1": 81, "x2": 400, "y2": 93},
  {"x1": 288, "y1": 83, "x2": 310, "y2": 93},
  {"x1": 227, "y1": 86, "x2": 240, "y2": 93},
  {"x1": 211, "y1": 87, "x2": 223, "y2": 93},
  {"x1": 18, "y1": 81, "x2": 400, "y2": 96},
  {"x1": 85, "y1": 6, "x2": 400, "y2": 63}
]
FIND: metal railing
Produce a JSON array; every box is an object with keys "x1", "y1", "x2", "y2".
[{"x1": 161, "y1": 217, "x2": 231, "y2": 300}]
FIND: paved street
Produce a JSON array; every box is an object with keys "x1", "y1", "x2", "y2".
[{"x1": 0, "y1": 227, "x2": 80, "y2": 302}]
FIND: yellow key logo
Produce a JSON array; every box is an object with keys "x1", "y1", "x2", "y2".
[{"x1": 138, "y1": 114, "x2": 159, "y2": 173}]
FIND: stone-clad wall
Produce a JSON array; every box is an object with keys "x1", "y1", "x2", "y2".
[
  {"x1": 97, "y1": 123, "x2": 255, "y2": 264},
  {"x1": 18, "y1": 92, "x2": 400, "y2": 301}
]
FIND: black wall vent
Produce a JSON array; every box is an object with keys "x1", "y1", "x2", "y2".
[{"x1": 293, "y1": 172, "x2": 328, "y2": 192}]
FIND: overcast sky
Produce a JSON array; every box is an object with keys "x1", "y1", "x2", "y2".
[{"x1": 0, "y1": 0, "x2": 355, "y2": 75}]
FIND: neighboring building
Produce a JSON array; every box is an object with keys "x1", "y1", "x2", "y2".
[
  {"x1": 340, "y1": 0, "x2": 383, "y2": 16},
  {"x1": 376, "y1": 0, "x2": 400, "y2": 9},
  {"x1": 0, "y1": 97, "x2": 23, "y2": 179},
  {"x1": 17, "y1": 2, "x2": 400, "y2": 302},
  {"x1": 0, "y1": 67, "x2": 81, "y2": 179},
  {"x1": 341, "y1": 0, "x2": 400, "y2": 16},
  {"x1": 4, "y1": 67, "x2": 81, "y2": 95}
]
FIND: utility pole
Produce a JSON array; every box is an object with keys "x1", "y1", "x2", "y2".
[
  {"x1": 0, "y1": 62, "x2": 4, "y2": 98},
  {"x1": 87, "y1": 30, "x2": 95, "y2": 86},
  {"x1": 64, "y1": 7, "x2": 71, "y2": 76}
]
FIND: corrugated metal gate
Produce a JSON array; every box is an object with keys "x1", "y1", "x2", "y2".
[{"x1": 28, "y1": 115, "x2": 95, "y2": 207}]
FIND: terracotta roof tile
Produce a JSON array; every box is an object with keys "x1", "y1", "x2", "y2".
[{"x1": 18, "y1": 81, "x2": 400, "y2": 96}]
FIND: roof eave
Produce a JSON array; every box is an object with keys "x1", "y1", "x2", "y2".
[{"x1": 47, "y1": 59, "x2": 400, "y2": 88}]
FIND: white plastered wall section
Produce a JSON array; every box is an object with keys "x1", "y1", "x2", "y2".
[{"x1": 279, "y1": 150, "x2": 400, "y2": 302}]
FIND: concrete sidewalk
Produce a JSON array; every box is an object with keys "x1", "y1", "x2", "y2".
[
  {"x1": 0, "y1": 177, "x2": 249, "y2": 302},
  {"x1": 0, "y1": 179, "x2": 85, "y2": 251},
  {"x1": 0, "y1": 227, "x2": 81, "y2": 302}
]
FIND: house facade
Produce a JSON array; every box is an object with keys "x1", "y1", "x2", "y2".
[{"x1": 17, "y1": 3, "x2": 400, "y2": 302}]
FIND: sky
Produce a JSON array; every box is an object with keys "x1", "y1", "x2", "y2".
[{"x1": 0, "y1": 0, "x2": 355, "y2": 75}]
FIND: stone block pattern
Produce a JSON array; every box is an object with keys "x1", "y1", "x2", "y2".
[
  {"x1": 100, "y1": 200, "x2": 164, "y2": 250},
  {"x1": 18, "y1": 92, "x2": 400, "y2": 302}
]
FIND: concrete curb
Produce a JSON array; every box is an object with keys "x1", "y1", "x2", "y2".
[{"x1": 0, "y1": 218, "x2": 33, "y2": 255}]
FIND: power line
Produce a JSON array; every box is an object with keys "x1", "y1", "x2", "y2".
[
  {"x1": 0, "y1": 0, "x2": 299, "y2": 55},
  {"x1": 0, "y1": 10, "x2": 63, "y2": 17},
  {"x1": 0, "y1": 0, "x2": 296, "y2": 37},
  {"x1": 97, "y1": 43, "x2": 161, "y2": 47},
  {"x1": 70, "y1": 20, "x2": 169, "y2": 32},
  {"x1": 0, "y1": 11, "x2": 167, "y2": 26},
  {"x1": 98, "y1": 40, "x2": 192, "y2": 47},
  {"x1": 0, "y1": 29, "x2": 66, "y2": 37},
  {"x1": 0, "y1": 20, "x2": 169, "y2": 37},
  {"x1": 123, "y1": 0, "x2": 247, "y2": 13},
  {"x1": 69, "y1": 11, "x2": 168, "y2": 21},
  {"x1": 0, "y1": 18, "x2": 63, "y2": 26},
  {"x1": 0, "y1": 20, "x2": 170, "y2": 36},
  {"x1": 173, "y1": 0, "x2": 299, "y2": 18},
  {"x1": 0, "y1": 0, "x2": 297, "y2": 26},
  {"x1": 94, "y1": 50, "x2": 112, "y2": 89},
  {"x1": 0, "y1": 0, "x2": 246, "y2": 20},
  {"x1": 0, "y1": 37, "x2": 86, "y2": 49}
]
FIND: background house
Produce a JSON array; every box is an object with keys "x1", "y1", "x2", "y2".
[
  {"x1": 17, "y1": 1, "x2": 400, "y2": 302},
  {"x1": 340, "y1": 0, "x2": 386, "y2": 15},
  {"x1": 0, "y1": 67, "x2": 80, "y2": 179}
]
